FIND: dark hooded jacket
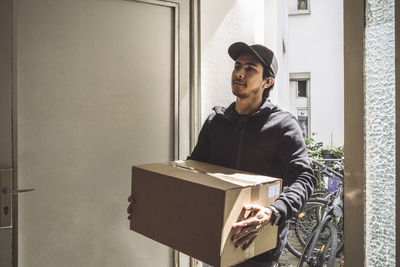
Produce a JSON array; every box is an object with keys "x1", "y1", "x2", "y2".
[{"x1": 188, "y1": 99, "x2": 316, "y2": 261}]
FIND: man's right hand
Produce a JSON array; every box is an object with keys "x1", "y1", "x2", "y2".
[{"x1": 127, "y1": 195, "x2": 135, "y2": 220}]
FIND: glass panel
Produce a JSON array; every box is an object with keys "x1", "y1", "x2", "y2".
[
  {"x1": 297, "y1": 80, "x2": 307, "y2": 97},
  {"x1": 297, "y1": 109, "x2": 309, "y2": 138},
  {"x1": 364, "y1": 0, "x2": 396, "y2": 265},
  {"x1": 298, "y1": 117, "x2": 308, "y2": 137}
]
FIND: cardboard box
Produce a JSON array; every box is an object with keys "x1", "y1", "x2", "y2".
[{"x1": 130, "y1": 160, "x2": 282, "y2": 267}]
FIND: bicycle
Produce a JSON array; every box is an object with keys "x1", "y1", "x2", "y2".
[
  {"x1": 286, "y1": 199, "x2": 329, "y2": 258},
  {"x1": 297, "y1": 174, "x2": 344, "y2": 266},
  {"x1": 285, "y1": 158, "x2": 344, "y2": 259}
]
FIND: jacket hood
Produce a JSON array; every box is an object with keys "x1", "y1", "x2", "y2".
[{"x1": 213, "y1": 99, "x2": 281, "y2": 120}]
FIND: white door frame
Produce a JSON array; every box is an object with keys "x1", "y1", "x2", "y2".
[
  {"x1": 130, "y1": 2, "x2": 202, "y2": 266},
  {"x1": 131, "y1": 0, "x2": 201, "y2": 161}
]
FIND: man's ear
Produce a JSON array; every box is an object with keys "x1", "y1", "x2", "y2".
[{"x1": 263, "y1": 77, "x2": 275, "y2": 89}]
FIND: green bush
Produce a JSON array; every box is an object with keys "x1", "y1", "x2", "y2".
[{"x1": 305, "y1": 133, "x2": 344, "y2": 190}]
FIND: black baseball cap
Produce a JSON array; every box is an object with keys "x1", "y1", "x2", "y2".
[{"x1": 228, "y1": 42, "x2": 278, "y2": 77}]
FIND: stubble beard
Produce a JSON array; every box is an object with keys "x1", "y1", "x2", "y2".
[{"x1": 232, "y1": 84, "x2": 262, "y2": 99}]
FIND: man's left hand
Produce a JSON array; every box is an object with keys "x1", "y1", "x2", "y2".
[{"x1": 231, "y1": 204, "x2": 273, "y2": 250}]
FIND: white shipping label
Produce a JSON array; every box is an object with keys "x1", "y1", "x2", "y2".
[
  {"x1": 268, "y1": 184, "x2": 280, "y2": 198},
  {"x1": 245, "y1": 243, "x2": 255, "y2": 259}
]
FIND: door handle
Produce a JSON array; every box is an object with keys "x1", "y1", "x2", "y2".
[
  {"x1": 0, "y1": 169, "x2": 12, "y2": 227},
  {"x1": 2, "y1": 187, "x2": 35, "y2": 195},
  {"x1": 0, "y1": 169, "x2": 34, "y2": 228}
]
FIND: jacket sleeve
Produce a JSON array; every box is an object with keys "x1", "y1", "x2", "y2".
[
  {"x1": 270, "y1": 115, "x2": 317, "y2": 223},
  {"x1": 187, "y1": 115, "x2": 211, "y2": 162}
]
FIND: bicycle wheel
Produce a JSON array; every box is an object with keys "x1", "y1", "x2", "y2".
[
  {"x1": 297, "y1": 221, "x2": 338, "y2": 267},
  {"x1": 335, "y1": 214, "x2": 344, "y2": 256},
  {"x1": 286, "y1": 217, "x2": 303, "y2": 257},
  {"x1": 286, "y1": 200, "x2": 327, "y2": 258}
]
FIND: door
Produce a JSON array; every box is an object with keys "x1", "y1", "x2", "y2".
[
  {"x1": 1, "y1": 0, "x2": 196, "y2": 266},
  {"x1": 0, "y1": 0, "x2": 14, "y2": 266}
]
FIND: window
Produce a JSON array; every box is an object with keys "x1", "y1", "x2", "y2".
[
  {"x1": 288, "y1": 0, "x2": 311, "y2": 15},
  {"x1": 290, "y1": 73, "x2": 311, "y2": 138},
  {"x1": 297, "y1": 0, "x2": 308, "y2": 10},
  {"x1": 297, "y1": 80, "x2": 307, "y2": 97}
]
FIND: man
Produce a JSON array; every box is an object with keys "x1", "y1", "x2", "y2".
[{"x1": 128, "y1": 42, "x2": 316, "y2": 266}]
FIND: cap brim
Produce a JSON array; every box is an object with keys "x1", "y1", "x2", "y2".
[
  {"x1": 228, "y1": 42, "x2": 255, "y2": 61},
  {"x1": 228, "y1": 42, "x2": 272, "y2": 75}
]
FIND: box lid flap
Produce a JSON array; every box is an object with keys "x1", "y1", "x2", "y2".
[{"x1": 134, "y1": 160, "x2": 280, "y2": 190}]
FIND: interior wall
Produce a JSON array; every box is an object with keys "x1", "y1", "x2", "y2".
[
  {"x1": 264, "y1": 0, "x2": 289, "y2": 110},
  {"x1": 200, "y1": 0, "x2": 288, "y2": 122},
  {"x1": 200, "y1": 0, "x2": 259, "y2": 121}
]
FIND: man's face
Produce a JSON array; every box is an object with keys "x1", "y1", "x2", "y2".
[{"x1": 231, "y1": 53, "x2": 266, "y2": 99}]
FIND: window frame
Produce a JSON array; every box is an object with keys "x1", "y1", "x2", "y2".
[
  {"x1": 343, "y1": 0, "x2": 366, "y2": 265},
  {"x1": 290, "y1": 72, "x2": 311, "y2": 138}
]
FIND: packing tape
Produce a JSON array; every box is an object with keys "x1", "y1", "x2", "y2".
[
  {"x1": 170, "y1": 161, "x2": 207, "y2": 174},
  {"x1": 245, "y1": 242, "x2": 255, "y2": 259},
  {"x1": 251, "y1": 186, "x2": 260, "y2": 202},
  {"x1": 171, "y1": 161, "x2": 267, "y2": 187}
]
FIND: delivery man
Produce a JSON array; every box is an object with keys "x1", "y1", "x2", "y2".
[{"x1": 128, "y1": 42, "x2": 316, "y2": 267}]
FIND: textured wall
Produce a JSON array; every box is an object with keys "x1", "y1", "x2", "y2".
[{"x1": 364, "y1": 0, "x2": 396, "y2": 266}]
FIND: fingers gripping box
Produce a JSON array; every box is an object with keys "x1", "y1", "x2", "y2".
[{"x1": 130, "y1": 160, "x2": 282, "y2": 267}]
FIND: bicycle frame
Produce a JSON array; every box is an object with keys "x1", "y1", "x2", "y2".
[
  {"x1": 304, "y1": 214, "x2": 335, "y2": 260},
  {"x1": 303, "y1": 166, "x2": 344, "y2": 263}
]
